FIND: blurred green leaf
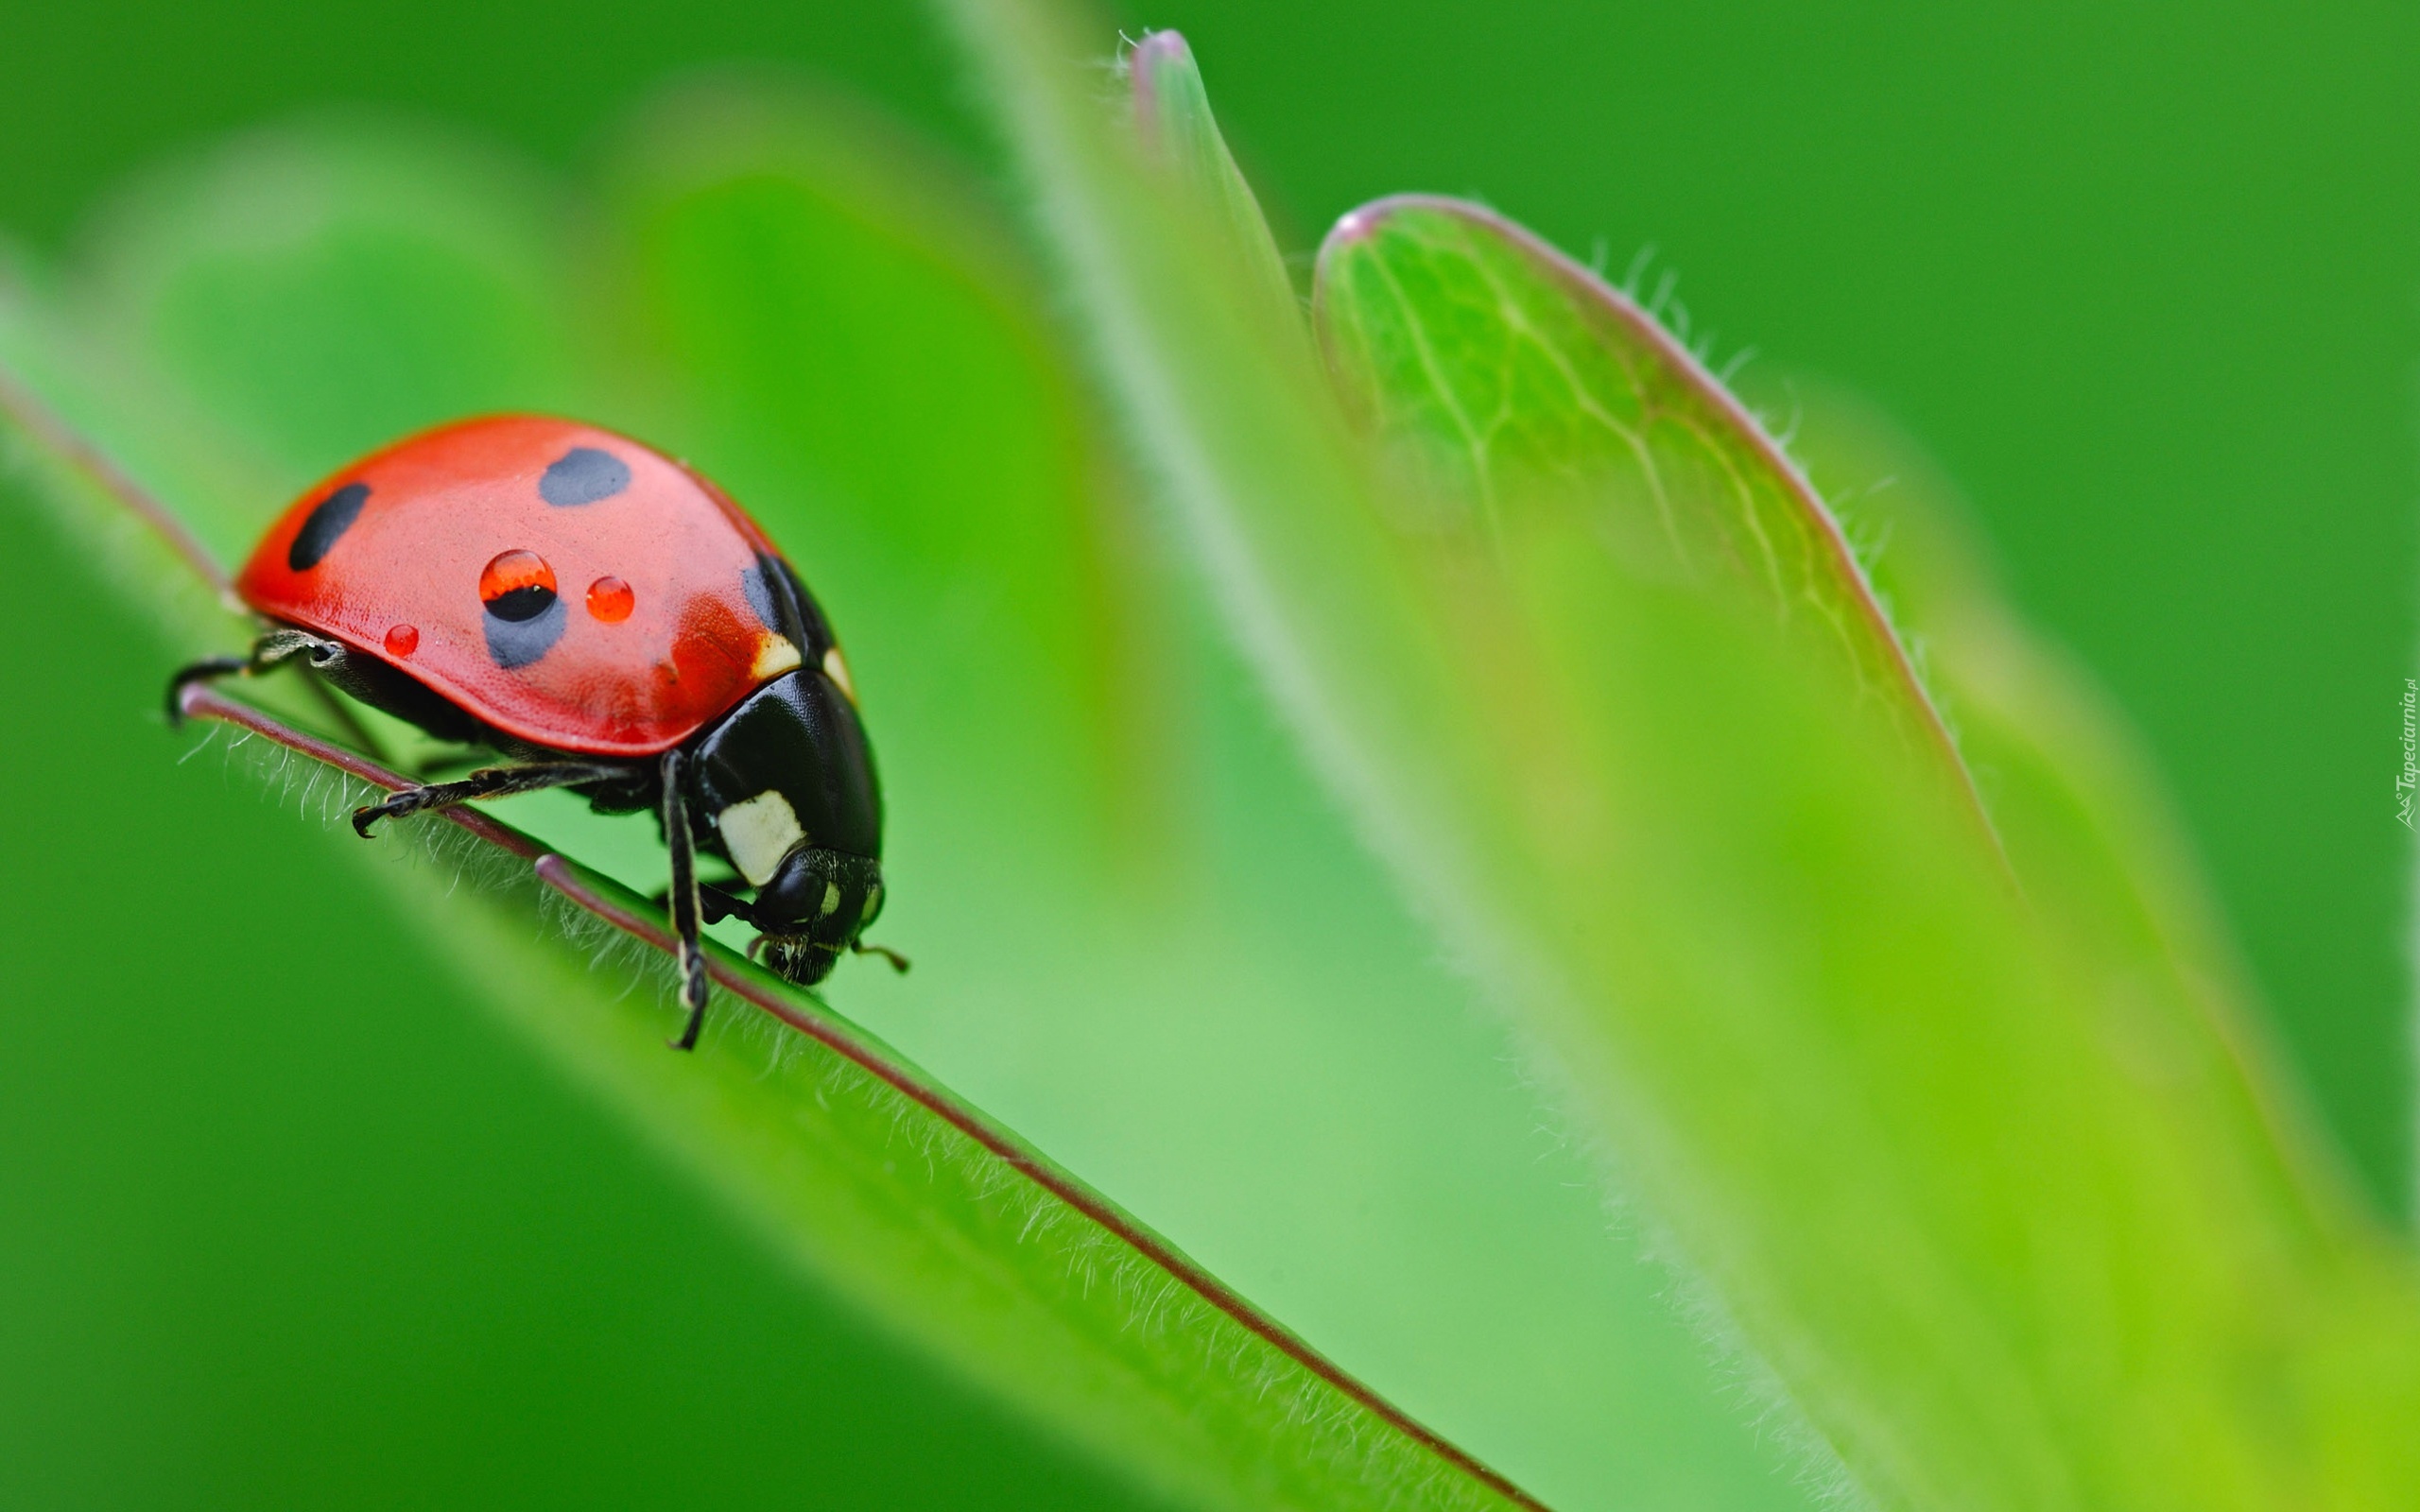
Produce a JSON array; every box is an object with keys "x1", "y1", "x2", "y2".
[
  {"x1": 590, "y1": 80, "x2": 1160, "y2": 973},
  {"x1": 1787, "y1": 385, "x2": 2364, "y2": 1212},
  {"x1": 0, "y1": 118, "x2": 1550, "y2": 1512},
  {"x1": 936, "y1": 8, "x2": 2420, "y2": 1508}
]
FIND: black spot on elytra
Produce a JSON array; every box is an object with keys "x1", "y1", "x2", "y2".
[
  {"x1": 287, "y1": 482, "x2": 370, "y2": 570},
  {"x1": 484, "y1": 593, "x2": 566, "y2": 669},
  {"x1": 539, "y1": 447, "x2": 631, "y2": 507}
]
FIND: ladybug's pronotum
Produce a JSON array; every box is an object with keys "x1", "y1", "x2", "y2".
[{"x1": 173, "y1": 415, "x2": 901, "y2": 1048}]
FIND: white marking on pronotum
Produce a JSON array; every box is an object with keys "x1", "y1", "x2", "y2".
[
  {"x1": 717, "y1": 789, "x2": 805, "y2": 885},
  {"x1": 751, "y1": 633, "x2": 803, "y2": 682},
  {"x1": 821, "y1": 644, "x2": 857, "y2": 703}
]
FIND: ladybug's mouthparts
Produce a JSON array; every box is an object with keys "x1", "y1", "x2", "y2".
[{"x1": 754, "y1": 935, "x2": 843, "y2": 989}]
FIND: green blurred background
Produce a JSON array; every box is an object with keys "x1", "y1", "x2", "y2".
[{"x1": 2, "y1": 1, "x2": 2411, "y2": 1507}]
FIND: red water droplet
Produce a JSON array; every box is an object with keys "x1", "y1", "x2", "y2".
[
  {"x1": 587, "y1": 576, "x2": 634, "y2": 623},
  {"x1": 479, "y1": 549, "x2": 556, "y2": 605},
  {"x1": 385, "y1": 624, "x2": 420, "y2": 657}
]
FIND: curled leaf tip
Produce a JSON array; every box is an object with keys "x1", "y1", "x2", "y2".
[
  {"x1": 1129, "y1": 26, "x2": 1192, "y2": 71},
  {"x1": 1126, "y1": 30, "x2": 1189, "y2": 145},
  {"x1": 1322, "y1": 205, "x2": 1381, "y2": 253}
]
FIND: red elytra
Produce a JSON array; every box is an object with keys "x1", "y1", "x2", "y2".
[{"x1": 236, "y1": 415, "x2": 802, "y2": 757}]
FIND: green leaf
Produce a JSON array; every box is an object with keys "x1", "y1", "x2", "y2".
[
  {"x1": 0, "y1": 117, "x2": 1550, "y2": 1512},
  {"x1": 1312, "y1": 198, "x2": 1971, "y2": 791},
  {"x1": 934, "y1": 8, "x2": 2420, "y2": 1508}
]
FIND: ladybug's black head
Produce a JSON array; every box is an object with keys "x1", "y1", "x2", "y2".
[
  {"x1": 685, "y1": 662, "x2": 886, "y2": 988},
  {"x1": 750, "y1": 847, "x2": 885, "y2": 988}
]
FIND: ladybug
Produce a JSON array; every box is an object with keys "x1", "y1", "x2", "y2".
[{"x1": 170, "y1": 414, "x2": 902, "y2": 1050}]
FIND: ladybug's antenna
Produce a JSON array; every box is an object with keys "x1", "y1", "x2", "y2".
[{"x1": 852, "y1": 941, "x2": 911, "y2": 974}]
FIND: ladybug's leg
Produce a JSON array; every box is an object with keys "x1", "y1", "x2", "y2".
[
  {"x1": 660, "y1": 747, "x2": 710, "y2": 1052},
  {"x1": 164, "y1": 654, "x2": 250, "y2": 719},
  {"x1": 696, "y1": 884, "x2": 757, "y2": 927},
  {"x1": 164, "y1": 628, "x2": 341, "y2": 723},
  {"x1": 351, "y1": 761, "x2": 631, "y2": 836},
  {"x1": 169, "y1": 629, "x2": 389, "y2": 763}
]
